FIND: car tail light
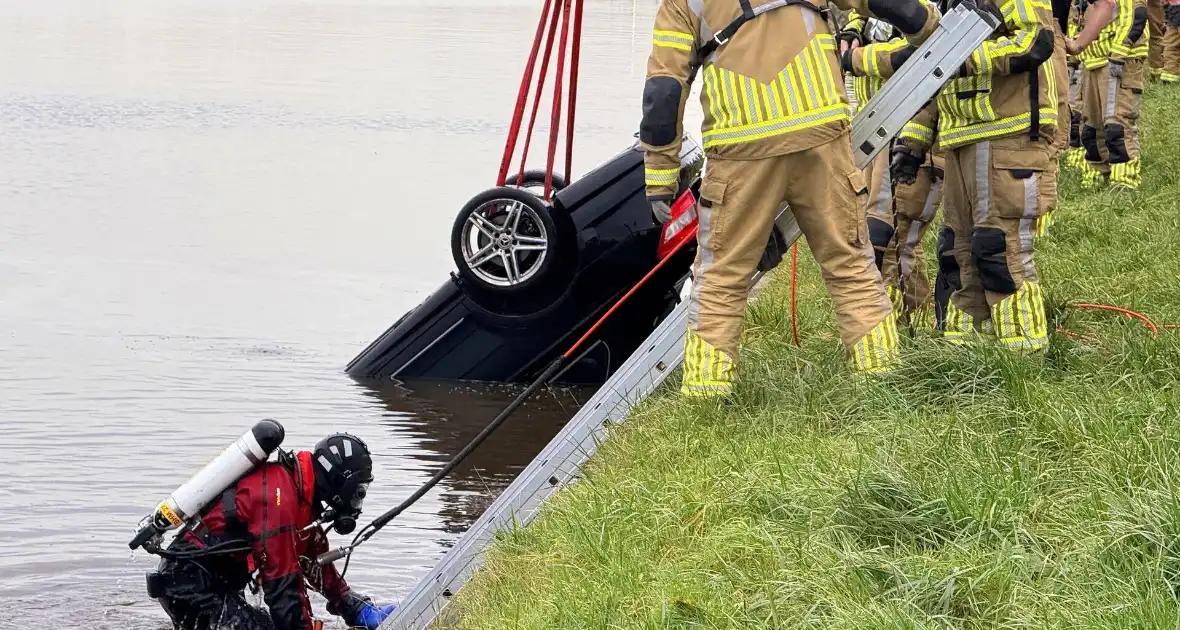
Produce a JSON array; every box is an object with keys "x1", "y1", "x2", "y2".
[{"x1": 656, "y1": 189, "x2": 699, "y2": 260}]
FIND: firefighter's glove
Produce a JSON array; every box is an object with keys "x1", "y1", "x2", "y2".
[
  {"x1": 981, "y1": 2, "x2": 1006, "y2": 27},
  {"x1": 1109, "y1": 60, "x2": 1124, "y2": 79},
  {"x1": 837, "y1": 30, "x2": 863, "y2": 52},
  {"x1": 354, "y1": 602, "x2": 398, "y2": 629},
  {"x1": 841, "y1": 48, "x2": 855, "y2": 74},
  {"x1": 650, "y1": 198, "x2": 674, "y2": 224},
  {"x1": 890, "y1": 147, "x2": 922, "y2": 186}
]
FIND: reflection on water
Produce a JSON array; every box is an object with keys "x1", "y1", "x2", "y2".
[
  {"x1": 358, "y1": 379, "x2": 594, "y2": 539},
  {"x1": 0, "y1": 0, "x2": 667, "y2": 627}
]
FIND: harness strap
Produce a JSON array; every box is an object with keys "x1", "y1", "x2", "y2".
[
  {"x1": 688, "y1": 0, "x2": 828, "y2": 83},
  {"x1": 1028, "y1": 67, "x2": 1040, "y2": 140}
]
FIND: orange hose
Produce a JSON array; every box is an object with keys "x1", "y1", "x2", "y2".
[
  {"x1": 562, "y1": 225, "x2": 699, "y2": 359},
  {"x1": 1070, "y1": 302, "x2": 1159, "y2": 337},
  {"x1": 790, "y1": 243, "x2": 800, "y2": 346}
]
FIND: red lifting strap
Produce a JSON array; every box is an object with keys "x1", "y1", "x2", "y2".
[{"x1": 496, "y1": 0, "x2": 584, "y2": 201}]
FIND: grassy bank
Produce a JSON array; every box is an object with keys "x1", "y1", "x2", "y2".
[{"x1": 444, "y1": 86, "x2": 1180, "y2": 628}]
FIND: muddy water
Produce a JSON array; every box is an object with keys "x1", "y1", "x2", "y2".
[{"x1": 0, "y1": 0, "x2": 678, "y2": 627}]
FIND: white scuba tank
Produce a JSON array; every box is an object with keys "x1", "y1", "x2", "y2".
[{"x1": 129, "y1": 419, "x2": 286, "y2": 550}]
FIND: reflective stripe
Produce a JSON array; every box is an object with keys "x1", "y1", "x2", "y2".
[
  {"x1": 653, "y1": 30, "x2": 694, "y2": 51},
  {"x1": 687, "y1": 201, "x2": 715, "y2": 328},
  {"x1": 681, "y1": 328, "x2": 736, "y2": 396},
  {"x1": 1105, "y1": 70, "x2": 1118, "y2": 120},
  {"x1": 873, "y1": 155, "x2": 892, "y2": 220},
  {"x1": 992, "y1": 281, "x2": 1047, "y2": 350},
  {"x1": 702, "y1": 104, "x2": 848, "y2": 147},
  {"x1": 698, "y1": 34, "x2": 846, "y2": 149},
  {"x1": 900, "y1": 122, "x2": 935, "y2": 145},
  {"x1": 974, "y1": 141, "x2": 991, "y2": 226},
  {"x1": 645, "y1": 166, "x2": 680, "y2": 187},
  {"x1": 851, "y1": 311, "x2": 899, "y2": 373},
  {"x1": 938, "y1": 108, "x2": 1058, "y2": 148},
  {"x1": 942, "y1": 301, "x2": 980, "y2": 341},
  {"x1": 1017, "y1": 172, "x2": 1039, "y2": 280}
]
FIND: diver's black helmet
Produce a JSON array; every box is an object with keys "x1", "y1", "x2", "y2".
[{"x1": 312, "y1": 433, "x2": 374, "y2": 535}]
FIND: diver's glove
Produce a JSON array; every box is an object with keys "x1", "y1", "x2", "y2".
[
  {"x1": 650, "y1": 198, "x2": 674, "y2": 224},
  {"x1": 353, "y1": 602, "x2": 398, "y2": 629},
  {"x1": 332, "y1": 591, "x2": 397, "y2": 629}
]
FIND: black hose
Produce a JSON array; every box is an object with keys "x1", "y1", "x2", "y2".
[
  {"x1": 328, "y1": 355, "x2": 568, "y2": 578},
  {"x1": 146, "y1": 538, "x2": 255, "y2": 560}
]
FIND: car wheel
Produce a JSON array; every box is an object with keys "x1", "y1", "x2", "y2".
[
  {"x1": 451, "y1": 186, "x2": 561, "y2": 295},
  {"x1": 506, "y1": 169, "x2": 569, "y2": 196}
]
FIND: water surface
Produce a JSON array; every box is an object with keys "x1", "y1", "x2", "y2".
[{"x1": 0, "y1": 0, "x2": 668, "y2": 626}]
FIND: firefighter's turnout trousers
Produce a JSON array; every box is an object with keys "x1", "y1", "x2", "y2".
[
  {"x1": 640, "y1": 0, "x2": 940, "y2": 397},
  {"x1": 881, "y1": 153, "x2": 945, "y2": 330},
  {"x1": 1149, "y1": 0, "x2": 1166, "y2": 73},
  {"x1": 939, "y1": 136, "x2": 1052, "y2": 349},
  {"x1": 1077, "y1": 0, "x2": 1149, "y2": 188},
  {"x1": 1081, "y1": 60, "x2": 1146, "y2": 188},
  {"x1": 686, "y1": 138, "x2": 898, "y2": 396},
  {"x1": 896, "y1": 0, "x2": 1058, "y2": 350},
  {"x1": 1163, "y1": 4, "x2": 1180, "y2": 82}
]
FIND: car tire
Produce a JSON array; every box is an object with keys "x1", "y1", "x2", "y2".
[
  {"x1": 506, "y1": 169, "x2": 569, "y2": 195},
  {"x1": 451, "y1": 186, "x2": 562, "y2": 295}
]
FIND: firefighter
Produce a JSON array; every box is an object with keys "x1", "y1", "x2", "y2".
[
  {"x1": 1063, "y1": 0, "x2": 1090, "y2": 170},
  {"x1": 840, "y1": 18, "x2": 945, "y2": 332},
  {"x1": 1041, "y1": 0, "x2": 1074, "y2": 236},
  {"x1": 147, "y1": 433, "x2": 397, "y2": 630},
  {"x1": 1164, "y1": 0, "x2": 1180, "y2": 82},
  {"x1": 838, "y1": 13, "x2": 913, "y2": 271},
  {"x1": 1069, "y1": 0, "x2": 1149, "y2": 190},
  {"x1": 641, "y1": 0, "x2": 942, "y2": 397},
  {"x1": 892, "y1": 0, "x2": 1058, "y2": 350}
]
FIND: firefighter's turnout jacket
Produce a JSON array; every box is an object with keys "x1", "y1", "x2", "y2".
[{"x1": 639, "y1": 0, "x2": 940, "y2": 201}]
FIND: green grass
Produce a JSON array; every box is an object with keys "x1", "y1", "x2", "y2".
[{"x1": 440, "y1": 85, "x2": 1180, "y2": 629}]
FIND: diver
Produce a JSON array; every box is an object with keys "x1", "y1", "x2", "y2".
[{"x1": 144, "y1": 432, "x2": 398, "y2": 630}]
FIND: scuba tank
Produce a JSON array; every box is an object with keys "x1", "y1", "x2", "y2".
[{"x1": 129, "y1": 419, "x2": 286, "y2": 551}]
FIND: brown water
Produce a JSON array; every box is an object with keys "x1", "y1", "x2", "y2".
[{"x1": 0, "y1": 0, "x2": 670, "y2": 627}]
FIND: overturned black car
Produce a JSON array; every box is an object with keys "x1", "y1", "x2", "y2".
[{"x1": 345, "y1": 136, "x2": 705, "y2": 386}]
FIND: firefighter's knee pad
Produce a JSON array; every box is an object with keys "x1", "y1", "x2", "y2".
[
  {"x1": 971, "y1": 227, "x2": 1017, "y2": 295},
  {"x1": 867, "y1": 217, "x2": 894, "y2": 270},
  {"x1": 1103, "y1": 123, "x2": 1130, "y2": 163},
  {"x1": 1081, "y1": 125, "x2": 1101, "y2": 161}
]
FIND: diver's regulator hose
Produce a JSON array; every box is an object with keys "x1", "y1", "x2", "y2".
[{"x1": 316, "y1": 355, "x2": 567, "y2": 569}]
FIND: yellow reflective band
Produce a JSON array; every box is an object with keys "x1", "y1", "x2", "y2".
[
  {"x1": 702, "y1": 104, "x2": 849, "y2": 148},
  {"x1": 900, "y1": 122, "x2": 934, "y2": 145},
  {"x1": 991, "y1": 282, "x2": 1047, "y2": 351},
  {"x1": 653, "y1": 30, "x2": 694, "y2": 51},
  {"x1": 681, "y1": 328, "x2": 736, "y2": 397},
  {"x1": 851, "y1": 311, "x2": 899, "y2": 374},
  {"x1": 645, "y1": 166, "x2": 680, "y2": 187},
  {"x1": 939, "y1": 108, "x2": 1058, "y2": 148}
]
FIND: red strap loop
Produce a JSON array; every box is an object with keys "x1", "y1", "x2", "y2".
[{"x1": 497, "y1": 0, "x2": 584, "y2": 199}]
